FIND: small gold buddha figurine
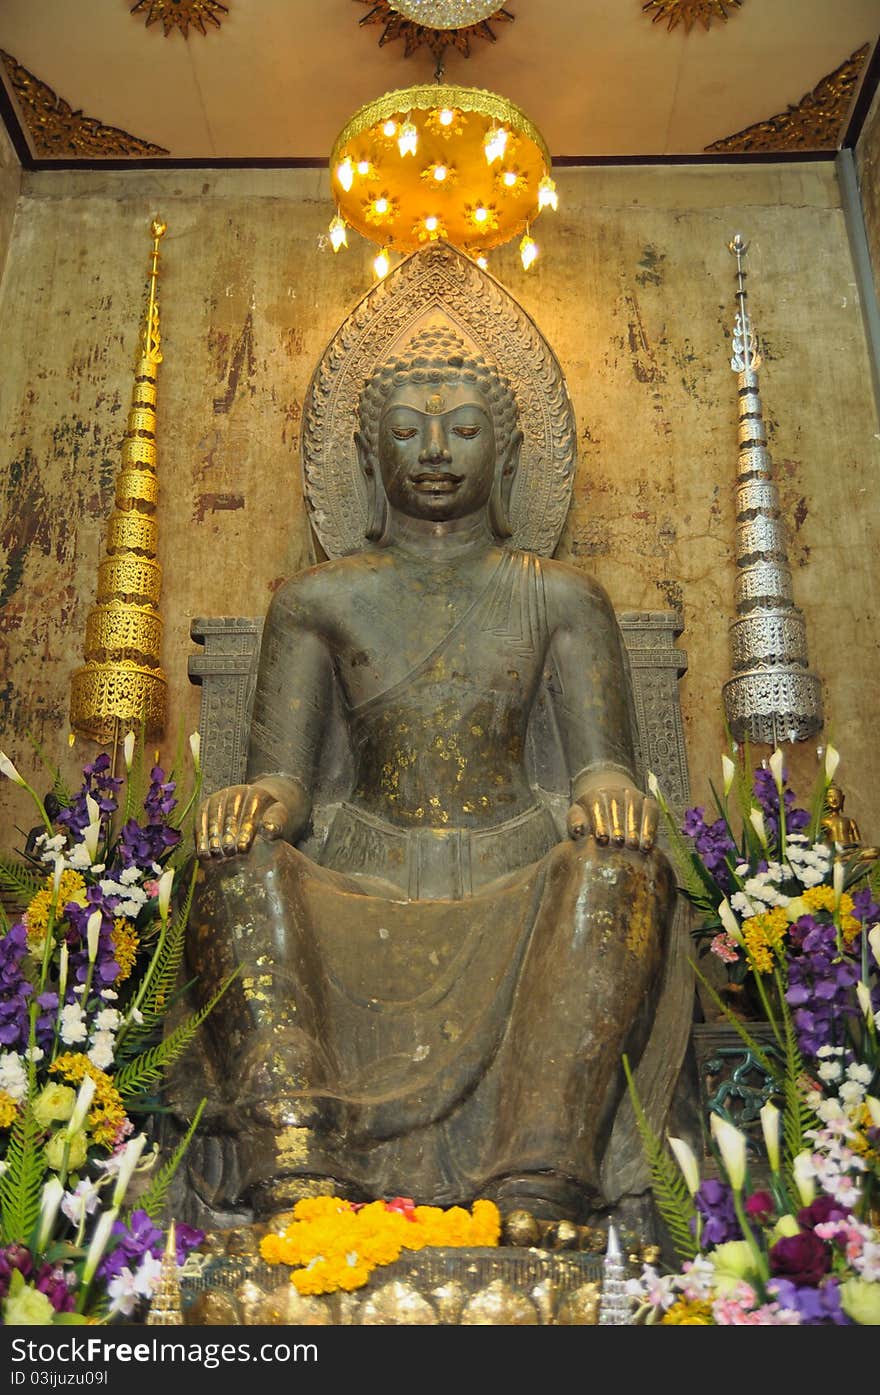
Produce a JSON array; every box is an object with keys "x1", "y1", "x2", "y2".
[{"x1": 820, "y1": 783, "x2": 861, "y2": 850}]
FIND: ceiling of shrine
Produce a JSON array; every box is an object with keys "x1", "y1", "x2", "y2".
[{"x1": 0, "y1": 1, "x2": 878, "y2": 166}]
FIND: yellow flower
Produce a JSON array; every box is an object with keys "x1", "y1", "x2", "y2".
[
  {"x1": 111, "y1": 918, "x2": 139, "y2": 982},
  {"x1": 45, "y1": 1128, "x2": 87, "y2": 1172},
  {"x1": 3, "y1": 1270, "x2": 55, "y2": 1324},
  {"x1": 25, "y1": 872, "x2": 88, "y2": 952},
  {"x1": 802, "y1": 885, "x2": 836, "y2": 913},
  {"x1": 32, "y1": 1083, "x2": 77, "y2": 1129},
  {"x1": 49, "y1": 1053, "x2": 127, "y2": 1149},
  {"x1": 741, "y1": 906, "x2": 788, "y2": 974},
  {"x1": 661, "y1": 1298, "x2": 713, "y2": 1324},
  {"x1": 840, "y1": 1278, "x2": 880, "y2": 1324},
  {"x1": 0, "y1": 1090, "x2": 18, "y2": 1128}
]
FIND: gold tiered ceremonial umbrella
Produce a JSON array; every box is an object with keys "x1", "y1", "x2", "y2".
[{"x1": 69, "y1": 219, "x2": 168, "y2": 745}]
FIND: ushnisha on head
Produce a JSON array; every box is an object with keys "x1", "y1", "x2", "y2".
[{"x1": 356, "y1": 325, "x2": 522, "y2": 541}]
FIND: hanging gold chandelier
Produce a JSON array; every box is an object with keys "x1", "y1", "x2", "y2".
[{"x1": 328, "y1": 82, "x2": 557, "y2": 275}]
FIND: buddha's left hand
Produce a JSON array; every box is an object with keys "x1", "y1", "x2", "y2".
[{"x1": 566, "y1": 773, "x2": 657, "y2": 852}]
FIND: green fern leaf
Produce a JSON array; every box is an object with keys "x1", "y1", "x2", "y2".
[
  {"x1": 0, "y1": 857, "x2": 43, "y2": 907},
  {"x1": 0, "y1": 1099, "x2": 46, "y2": 1247},
  {"x1": 116, "y1": 871, "x2": 199, "y2": 1059},
  {"x1": 137, "y1": 1100, "x2": 206, "y2": 1222},
  {"x1": 622, "y1": 1055, "x2": 698, "y2": 1262},
  {"x1": 113, "y1": 972, "x2": 237, "y2": 1102}
]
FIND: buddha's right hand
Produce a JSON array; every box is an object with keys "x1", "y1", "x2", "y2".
[{"x1": 195, "y1": 777, "x2": 308, "y2": 859}]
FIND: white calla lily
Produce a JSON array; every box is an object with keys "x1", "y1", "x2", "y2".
[
  {"x1": 667, "y1": 1135, "x2": 701, "y2": 1195},
  {"x1": 710, "y1": 1113, "x2": 747, "y2": 1191},
  {"x1": 825, "y1": 744, "x2": 840, "y2": 781},
  {"x1": 759, "y1": 1101, "x2": 781, "y2": 1174},
  {"x1": 718, "y1": 898, "x2": 742, "y2": 944},
  {"x1": 769, "y1": 748, "x2": 785, "y2": 790},
  {"x1": 721, "y1": 754, "x2": 736, "y2": 797},
  {"x1": 749, "y1": 807, "x2": 768, "y2": 847},
  {"x1": 158, "y1": 868, "x2": 174, "y2": 921},
  {"x1": 0, "y1": 751, "x2": 25, "y2": 786},
  {"x1": 792, "y1": 1151, "x2": 816, "y2": 1206}
]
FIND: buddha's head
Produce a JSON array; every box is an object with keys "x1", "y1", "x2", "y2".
[
  {"x1": 356, "y1": 325, "x2": 523, "y2": 540},
  {"x1": 825, "y1": 783, "x2": 845, "y2": 812}
]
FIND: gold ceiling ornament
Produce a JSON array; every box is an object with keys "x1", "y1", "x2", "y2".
[
  {"x1": 0, "y1": 51, "x2": 169, "y2": 158},
  {"x1": 328, "y1": 83, "x2": 556, "y2": 274},
  {"x1": 355, "y1": 1, "x2": 514, "y2": 60},
  {"x1": 642, "y1": 0, "x2": 743, "y2": 31},
  {"x1": 705, "y1": 43, "x2": 870, "y2": 154},
  {"x1": 130, "y1": 0, "x2": 229, "y2": 38},
  {"x1": 70, "y1": 219, "x2": 169, "y2": 744}
]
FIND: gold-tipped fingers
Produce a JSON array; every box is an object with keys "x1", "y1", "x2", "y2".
[
  {"x1": 237, "y1": 787, "x2": 268, "y2": 852},
  {"x1": 589, "y1": 791, "x2": 609, "y2": 845},
  {"x1": 221, "y1": 787, "x2": 245, "y2": 853},
  {"x1": 608, "y1": 791, "x2": 625, "y2": 845},
  {"x1": 641, "y1": 795, "x2": 658, "y2": 851},
  {"x1": 625, "y1": 790, "x2": 640, "y2": 849},
  {"x1": 196, "y1": 799, "x2": 212, "y2": 859}
]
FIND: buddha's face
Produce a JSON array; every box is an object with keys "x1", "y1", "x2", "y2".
[{"x1": 376, "y1": 381, "x2": 497, "y2": 522}]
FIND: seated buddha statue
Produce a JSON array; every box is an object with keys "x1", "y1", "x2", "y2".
[{"x1": 187, "y1": 325, "x2": 676, "y2": 1223}]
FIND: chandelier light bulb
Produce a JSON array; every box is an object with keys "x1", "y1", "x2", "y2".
[
  {"x1": 373, "y1": 248, "x2": 391, "y2": 279},
  {"x1": 398, "y1": 119, "x2": 418, "y2": 157},
  {"x1": 337, "y1": 158, "x2": 354, "y2": 192},
  {"x1": 502, "y1": 170, "x2": 518, "y2": 187},
  {"x1": 434, "y1": 164, "x2": 448, "y2": 181},
  {"x1": 484, "y1": 126, "x2": 508, "y2": 164},
  {"x1": 476, "y1": 254, "x2": 489, "y2": 270},
  {"x1": 474, "y1": 205, "x2": 488, "y2": 223},
  {"x1": 374, "y1": 196, "x2": 389, "y2": 215},
  {"x1": 328, "y1": 215, "x2": 348, "y2": 253},
  {"x1": 439, "y1": 108, "x2": 455, "y2": 126},
  {"x1": 382, "y1": 119, "x2": 397, "y2": 137},
  {"x1": 520, "y1": 233, "x2": 539, "y2": 270},
  {"x1": 538, "y1": 175, "x2": 558, "y2": 211},
  {"x1": 356, "y1": 159, "x2": 372, "y2": 177},
  {"x1": 425, "y1": 215, "x2": 439, "y2": 232}
]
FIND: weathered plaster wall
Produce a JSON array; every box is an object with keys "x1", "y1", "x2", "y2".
[
  {"x1": 0, "y1": 162, "x2": 878, "y2": 849},
  {"x1": 857, "y1": 82, "x2": 880, "y2": 306}
]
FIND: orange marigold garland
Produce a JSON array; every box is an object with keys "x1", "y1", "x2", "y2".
[{"x1": 260, "y1": 1195, "x2": 501, "y2": 1296}]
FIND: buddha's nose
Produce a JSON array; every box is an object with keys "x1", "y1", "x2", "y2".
[{"x1": 419, "y1": 422, "x2": 452, "y2": 465}]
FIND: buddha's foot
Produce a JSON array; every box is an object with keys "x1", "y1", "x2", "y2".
[
  {"x1": 249, "y1": 1173, "x2": 366, "y2": 1219},
  {"x1": 482, "y1": 1171, "x2": 597, "y2": 1223}
]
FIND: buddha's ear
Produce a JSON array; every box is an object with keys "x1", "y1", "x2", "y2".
[
  {"x1": 503, "y1": 428, "x2": 524, "y2": 481},
  {"x1": 488, "y1": 429, "x2": 522, "y2": 540},
  {"x1": 355, "y1": 429, "x2": 388, "y2": 542},
  {"x1": 354, "y1": 429, "x2": 371, "y2": 476}
]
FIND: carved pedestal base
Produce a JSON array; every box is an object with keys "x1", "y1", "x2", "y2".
[{"x1": 180, "y1": 1246, "x2": 621, "y2": 1326}]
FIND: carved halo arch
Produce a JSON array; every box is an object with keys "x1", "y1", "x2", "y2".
[{"x1": 301, "y1": 242, "x2": 577, "y2": 559}]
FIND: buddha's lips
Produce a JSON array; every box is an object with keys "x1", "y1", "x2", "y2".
[{"x1": 410, "y1": 471, "x2": 462, "y2": 492}]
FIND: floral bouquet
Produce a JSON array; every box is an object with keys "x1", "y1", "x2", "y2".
[
  {"x1": 0, "y1": 732, "x2": 227, "y2": 1323},
  {"x1": 626, "y1": 741, "x2": 880, "y2": 1324}
]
